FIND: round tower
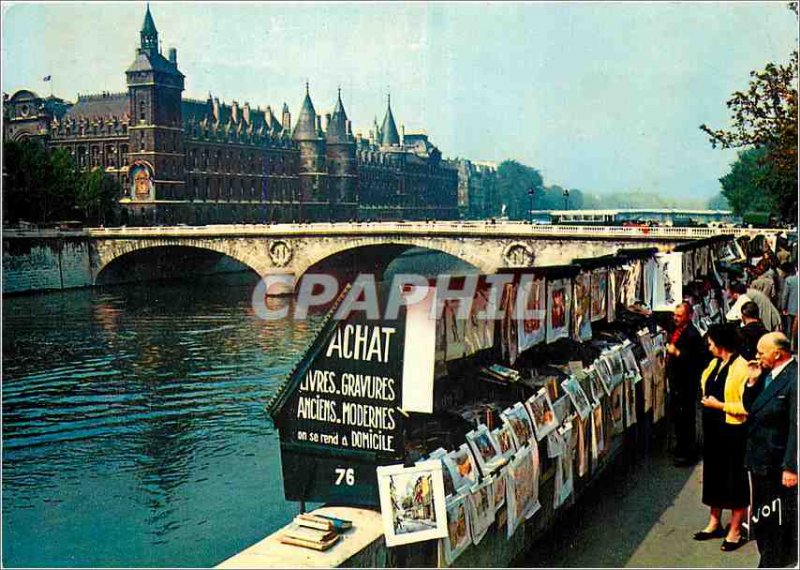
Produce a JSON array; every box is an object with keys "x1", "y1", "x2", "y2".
[
  {"x1": 291, "y1": 84, "x2": 327, "y2": 222},
  {"x1": 325, "y1": 89, "x2": 357, "y2": 221}
]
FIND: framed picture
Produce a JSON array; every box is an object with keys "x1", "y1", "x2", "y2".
[
  {"x1": 573, "y1": 271, "x2": 593, "y2": 341},
  {"x1": 623, "y1": 375, "x2": 637, "y2": 427},
  {"x1": 620, "y1": 342, "x2": 641, "y2": 381},
  {"x1": 590, "y1": 268, "x2": 608, "y2": 322},
  {"x1": 525, "y1": 388, "x2": 559, "y2": 441},
  {"x1": 500, "y1": 402, "x2": 534, "y2": 449},
  {"x1": 491, "y1": 468, "x2": 507, "y2": 513},
  {"x1": 610, "y1": 383, "x2": 624, "y2": 435},
  {"x1": 426, "y1": 447, "x2": 457, "y2": 498},
  {"x1": 561, "y1": 375, "x2": 593, "y2": 420},
  {"x1": 466, "y1": 478, "x2": 495, "y2": 545},
  {"x1": 553, "y1": 424, "x2": 574, "y2": 509},
  {"x1": 587, "y1": 366, "x2": 605, "y2": 404},
  {"x1": 491, "y1": 424, "x2": 516, "y2": 460},
  {"x1": 438, "y1": 493, "x2": 471, "y2": 566},
  {"x1": 443, "y1": 444, "x2": 479, "y2": 494},
  {"x1": 377, "y1": 461, "x2": 448, "y2": 547},
  {"x1": 653, "y1": 252, "x2": 683, "y2": 311},
  {"x1": 517, "y1": 276, "x2": 546, "y2": 352},
  {"x1": 593, "y1": 357, "x2": 613, "y2": 396},
  {"x1": 546, "y1": 278, "x2": 571, "y2": 343},
  {"x1": 505, "y1": 443, "x2": 540, "y2": 539},
  {"x1": 465, "y1": 424, "x2": 504, "y2": 477}
]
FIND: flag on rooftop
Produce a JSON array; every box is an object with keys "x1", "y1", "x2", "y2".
[{"x1": 42, "y1": 75, "x2": 51, "y2": 82}]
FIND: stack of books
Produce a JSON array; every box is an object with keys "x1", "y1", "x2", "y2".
[
  {"x1": 278, "y1": 513, "x2": 352, "y2": 551},
  {"x1": 478, "y1": 364, "x2": 521, "y2": 384}
]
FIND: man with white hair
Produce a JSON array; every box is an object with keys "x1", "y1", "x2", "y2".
[{"x1": 743, "y1": 332, "x2": 797, "y2": 568}]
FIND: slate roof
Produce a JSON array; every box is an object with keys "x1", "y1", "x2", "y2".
[{"x1": 64, "y1": 93, "x2": 129, "y2": 120}]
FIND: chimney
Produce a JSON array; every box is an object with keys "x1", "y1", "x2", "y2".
[
  {"x1": 243, "y1": 102, "x2": 251, "y2": 125},
  {"x1": 282, "y1": 104, "x2": 291, "y2": 131},
  {"x1": 168, "y1": 48, "x2": 177, "y2": 65},
  {"x1": 324, "y1": 113, "x2": 331, "y2": 133},
  {"x1": 400, "y1": 124, "x2": 405, "y2": 146},
  {"x1": 316, "y1": 114, "x2": 322, "y2": 135}
]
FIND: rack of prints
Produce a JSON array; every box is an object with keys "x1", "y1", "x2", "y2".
[{"x1": 377, "y1": 461, "x2": 448, "y2": 547}]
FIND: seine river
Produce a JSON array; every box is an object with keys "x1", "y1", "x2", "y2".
[{"x1": 2, "y1": 251, "x2": 475, "y2": 567}]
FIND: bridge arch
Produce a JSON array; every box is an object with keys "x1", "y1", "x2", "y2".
[{"x1": 92, "y1": 238, "x2": 271, "y2": 285}]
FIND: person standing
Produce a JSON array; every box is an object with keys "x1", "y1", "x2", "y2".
[
  {"x1": 778, "y1": 262, "x2": 797, "y2": 351},
  {"x1": 666, "y1": 302, "x2": 707, "y2": 466},
  {"x1": 743, "y1": 332, "x2": 797, "y2": 568},
  {"x1": 726, "y1": 282, "x2": 782, "y2": 332},
  {"x1": 738, "y1": 301, "x2": 769, "y2": 361},
  {"x1": 695, "y1": 324, "x2": 750, "y2": 551}
]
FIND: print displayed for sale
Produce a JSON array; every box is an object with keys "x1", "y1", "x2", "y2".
[
  {"x1": 590, "y1": 403, "x2": 606, "y2": 467},
  {"x1": 377, "y1": 460, "x2": 448, "y2": 547},
  {"x1": 652, "y1": 252, "x2": 683, "y2": 311},
  {"x1": 546, "y1": 278, "x2": 572, "y2": 343},
  {"x1": 553, "y1": 423, "x2": 574, "y2": 509},
  {"x1": 426, "y1": 448, "x2": 457, "y2": 497},
  {"x1": 623, "y1": 375, "x2": 636, "y2": 427},
  {"x1": 590, "y1": 268, "x2": 608, "y2": 322},
  {"x1": 593, "y1": 355, "x2": 614, "y2": 395},
  {"x1": 438, "y1": 493, "x2": 471, "y2": 566},
  {"x1": 546, "y1": 427, "x2": 566, "y2": 458},
  {"x1": 652, "y1": 362, "x2": 667, "y2": 423},
  {"x1": 525, "y1": 388, "x2": 559, "y2": 441},
  {"x1": 505, "y1": 443, "x2": 541, "y2": 539},
  {"x1": 620, "y1": 260, "x2": 642, "y2": 307},
  {"x1": 465, "y1": 424, "x2": 504, "y2": 476},
  {"x1": 500, "y1": 402, "x2": 535, "y2": 448},
  {"x1": 573, "y1": 271, "x2": 593, "y2": 341},
  {"x1": 466, "y1": 478, "x2": 495, "y2": 545},
  {"x1": 575, "y1": 415, "x2": 589, "y2": 478},
  {"x1": 561, "y1": 375, "x2": 593, "y2": 420},
  {"x1": 619, "y1": 341, "x2": 641, "y2": 382},
  {"x1": 501, "y1": 282, "x2": 519, "y2": 364},
  {"x1": 516, "y1": 275, "x2": 547, "y2": 352},
  {"x1": 607, "y1": 267, "x2": 618, "y2": 323},
  {"x1": 463, "y1": 281, "x2": 496, "y2": 356},
  {"x1": 491, "y1": 424, "x2": 516, "y2": 460},
  {"x1": 642, "y1": 257, "x2": 656, "y2": 309},
  {"x1": 491, "y1": 468, "x2": 507, "y2": 512},
  {"x1": 443, "y1": 300, "x2": 466, "y2": 361},
  {"x1": 443, "y1": 444, "x2": 479, "y2": 493},
  {"x1": 587, "y1": 365, "x2": 606, "y2": 403},
  {"x1": 610, "y1": 383, "x2": 624, "y2": 435},
  {"x1": 640, "y1": 358, "x2": 653, "y2": 413}
]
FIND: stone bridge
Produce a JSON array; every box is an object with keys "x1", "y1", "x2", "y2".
[{"x1": 3, "y1": 221, "x2": 784, "y2": 294}]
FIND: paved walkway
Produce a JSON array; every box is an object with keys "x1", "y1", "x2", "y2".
[{"x1": 519, "y1": 439, "x2": 759, "y2": 568}]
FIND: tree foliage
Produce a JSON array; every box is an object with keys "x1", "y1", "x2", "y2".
[
  {"x1": 3, "y1": 139, "x2": 120, "y2": 226},
  {"x1": 699, "y1": 3, "x2": 798, "y2": 223},
  {"x1": 718, "y1": 148, "x2": 775, "y2": 216}
]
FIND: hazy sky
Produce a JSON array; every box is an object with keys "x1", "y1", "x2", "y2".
[{"x1": 2, "y1": 1, "x2": 796, "y2": 200}]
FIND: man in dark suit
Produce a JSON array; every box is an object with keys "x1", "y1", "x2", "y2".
[
  {"x1": 666, "y1": 302, "x2": 708, "y2": 466},
  {"x1": 743, "y1": 332, "x2": 797, "y2": 568},
  {"x1": 738, "y1": 301, "x2": 769, "y2": 361}
]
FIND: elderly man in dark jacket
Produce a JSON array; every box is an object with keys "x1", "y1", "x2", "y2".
[
  {"x1": 738, "y1": 301, "x2": 769, "y2": 361},
  {"x1": 743, "y1": 332, "x2": 797, "y2": 568},
  {"x1": 666, "y1": 302, "x2": 708, "y2": 466}
]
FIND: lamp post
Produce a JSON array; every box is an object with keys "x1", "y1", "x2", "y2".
[
  {"x1": 527, "y1": 187, "x2": 535, "y2": 224},
  {"x1": 563, "y1": 189, "x2": 570, "y2": 211}
]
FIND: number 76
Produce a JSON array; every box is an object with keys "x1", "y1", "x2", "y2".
[{"x1": 334, "y1": 468, "x2": 355, "y2": 486}]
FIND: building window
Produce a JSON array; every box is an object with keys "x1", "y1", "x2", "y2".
[{"x1": 139, "y1": 101, "x2": 146, "y2": 122}]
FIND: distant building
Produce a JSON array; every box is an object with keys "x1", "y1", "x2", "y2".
[
  {"x1": 2, "y1": 6, "x2": 457, "y2": 225},
  {"x1": 447, "y1": 159, "x2": 498, "y2": 219}
]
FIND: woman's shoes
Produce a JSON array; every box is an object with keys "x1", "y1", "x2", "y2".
[
  {"x1": 720, "y1": 537, "x2": 748, "y2": 552},
  {"x1": 693, "y1": 526, "x2": 727, "y2": 541}
]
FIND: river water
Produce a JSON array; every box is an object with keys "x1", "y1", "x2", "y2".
[{"x1": 2, "y1": 251, "x2": 476, "y2": 567}]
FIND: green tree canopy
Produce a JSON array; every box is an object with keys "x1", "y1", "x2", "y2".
[{"x1": 718, "y1": 148, "x2": 775, "y2": 216}]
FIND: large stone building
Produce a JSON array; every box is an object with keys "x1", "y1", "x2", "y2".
[{"x1": 2, "y1": 6, "x2": 457, "y2": 225}]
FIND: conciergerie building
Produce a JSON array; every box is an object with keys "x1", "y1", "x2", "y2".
[{"x1": 3, "y1": 6, "x2": 458, "y2": 225}]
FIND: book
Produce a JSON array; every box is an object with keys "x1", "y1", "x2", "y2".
[
  {"x1": 298, "y1": 513, "x2": 352, "y2": 531},
  {"x1": 278, "y1": 534, "x2": 340, "y2": 551},
  {"x1": 282, "y1": 523, "x2": 336, "y2": 543},
  {"x1": 295, "y1": 514, "x2": 334, "y2": 532}
]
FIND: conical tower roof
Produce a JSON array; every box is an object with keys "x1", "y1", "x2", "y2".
[
  {"x1": 142, "y1": 4, "x2": 157, "y2": 35},
  {"x1": 380, "y1": 94, "x2": 400, "y2": 147},
  {"x1": 326, "y1": 88, "x2": 350, "y2": 143},
  {"x1": 292, "y1": 83, "x2": 319, "y2": 141}
]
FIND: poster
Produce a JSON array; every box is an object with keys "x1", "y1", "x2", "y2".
[
  {"x1": 607, "y1": 268, "x2": 618, "y2": 323},
  {"x1": 501, "y1": 283, "x2": 519, "y2": 364},
  {"x1": 465, "y1": 424, "x2": 504, "y2": 477},
  {"x1": 561, "y1": 375, "x2": 593, "y2": 420},
  {"x1": 546, "y1": 278, "x2": 571, "y2": 343},
  {"x1": 438, "y1": 493, "x2": 471, "y2": 566},
  {"x1": 491, "y1": 468, "x2": 507, "y2": 512},
  {"x1": 505, "y1": 444, "x2": 540, "y2": 539},
  {"x1": 575, "y1": 416, "x2": 589, "y2": 478},
  {"x1": 640, "y1": 358, "x2": 653, "y2": 413},
  {"x1": 590, "y1": 268, "x2": 608, "y2": 322},
  {"x1": 590, "y1": 403, "x2": 605, "y2": 469},
  {"x1": 610, "y1": 383, "x2": 624, "y2": 435},
  {"x1": 619, "y1": 341, "x2": 641, "y2": 382},
  {"x1": 525, "y1": 388, "x2": 559, "y2": 441},
  {"x1": 642, "y1": 257, "x2": 656, "y2": 309},
  {"x1": 402, "y1": 285, "x2": 437, "y2": 413},
  {"x1": 623, "y1": 375, "x2": 637, "y2": 427},
  {"x1": 444, "y1": 300, "x2": 466, "y2": 361},
  {"x1": 377, "y1": 461, "x2": 448, "y2": 547},
  {"x1": 427, "y1": 448, "x2": 457, "y2": 497},
  {"x1": 572, "y1": 271, "x2": 593, "y2": 341},
  {"x1": 500, "y1": 402, "x2": 535, "y2": 448},
  {"x1": 464, "y1": 283, "x2": 496, "y2": 356},
  {"x1": 682, "y1": 250, "x2": 694, "y2": 286},
  {"x1": 466, "y1": 479, "x2": 495, "y2": 545},
  {"x1": 620, "y1": 261, "x2": 642, "y2": 307},
  {"x1": 491, "y1": 424, "x2": 516, "y2": 460},
  {"x1": 516, "y1": 276, "x2": 546, "y2": 352},
  {"x1": 443, "y1": 444, "x2": 480, "y2": 493},
  {"x1": 652, "y1": 252, "x2": 683, "y2": 312},
  {"x1": 553, "y1": 423, "x2": 574, "y2": 509},
  {"x1": 587, "y1": 366, "x2": 605, "y2": 404}
]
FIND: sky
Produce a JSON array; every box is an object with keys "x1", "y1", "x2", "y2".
[{"x1": 2, "y1": 1, "x2": 797, "y2": 201}]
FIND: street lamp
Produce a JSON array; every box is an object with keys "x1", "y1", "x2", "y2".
[
  {"x1": 563, "y1": 189, "x2": 570, "y2": 211},
  {"x1": 527, "y1": 187, "x2": 535, "y2": 224}
]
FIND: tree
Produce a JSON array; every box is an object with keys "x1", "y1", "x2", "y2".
[
  {"x1": 718, "y1": 148, "x2": 775, "y2": 216},
  {"x1": 495, "y1": 160, "x2": 544, "y2": 219},
  {"x1": 700, "y1": 3, "x2": 798, "y2": 223},
  {"x1": 77, "y1": 168, "x2": 121, "y2": 225}
]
